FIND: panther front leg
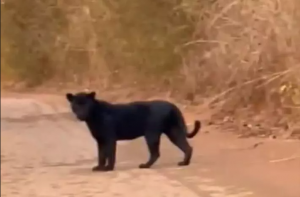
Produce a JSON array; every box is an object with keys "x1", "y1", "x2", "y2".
[
  {"x1": 92, "y1": 140, "x2": 116, "y2": 172},
  {"x1": 92, "y1": 141, "x2": 107, "y2": 171},
  {"x1": 103, "y1": 140, "x2": 116, "y2": 171}
]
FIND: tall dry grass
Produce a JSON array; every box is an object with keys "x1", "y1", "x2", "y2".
[
  {"x1": 2, "y1": 0, "x2": 194, "y2": 88},
  {"x1": 180, "y1": 0, "x2": 300, "y2": 133},
  {"x1": 1, "y1": 0, "x2": 300, "y2": 135}
]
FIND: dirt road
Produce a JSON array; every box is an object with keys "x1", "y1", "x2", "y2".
[{"x1": 1, "y1": 94, "x2": 300, "y2": 197}]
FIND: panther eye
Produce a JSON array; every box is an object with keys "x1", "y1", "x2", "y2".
[{"x1": 77, "y1": 100, "x2": 86, "y2": 105}]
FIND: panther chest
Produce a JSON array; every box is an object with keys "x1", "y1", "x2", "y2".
[{"x1": 85, "y1": 121, "x2": 110, "y2": 140}]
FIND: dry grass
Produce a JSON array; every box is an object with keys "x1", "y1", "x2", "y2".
[
  {"x1": 1, "y1": 0, "x2": 300, "y2": 137},
  {"x1": 181, "y1": 0, "x2": 300, "y2": 137}
]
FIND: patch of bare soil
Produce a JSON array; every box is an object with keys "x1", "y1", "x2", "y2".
[{"x1": 2, "y1": 91, "x2": 300, "y2": 197}]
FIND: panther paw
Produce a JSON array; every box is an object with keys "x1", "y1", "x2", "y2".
[
  {"x1": 92, "y1": 165, "x2": 105, "y2": 172},
  {"x1": 177, "y1": 161, "x2": 189, "y2": 166},
  {"x1": 139, "y1": 163, "x2": 151, "y2": 169}
]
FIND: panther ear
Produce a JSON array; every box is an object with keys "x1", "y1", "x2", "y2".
[
  {"x1": 88, "y1": 91, "x2": 96, "y2": 99},
  {"x1": 66, "y1": 93, "x2": 74, "y2": 102}
]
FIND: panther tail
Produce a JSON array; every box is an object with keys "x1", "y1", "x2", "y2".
[{"x1": 186, "y1": 120, "x2": 201, "y2": 138}]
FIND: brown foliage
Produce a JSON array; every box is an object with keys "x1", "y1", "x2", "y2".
[{"x1": 1, "y1": 0, "x2": 300, "y2": 136}]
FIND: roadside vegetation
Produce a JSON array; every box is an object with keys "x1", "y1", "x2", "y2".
[{"x1": 1, "y1": 0, "x2": 299, "y2": 138}]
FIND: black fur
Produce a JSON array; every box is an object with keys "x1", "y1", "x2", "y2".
[{"x1": 66, "y1": 91, "x2": 201, "y2": 172}]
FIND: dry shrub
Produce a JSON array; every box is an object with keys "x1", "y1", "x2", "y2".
[
  {"x1": 1, "y1": 0, "x2": 194, "y2": 89},
  {"x1": 1, "y1": 0, "x2": 68, "y2": 86},
  {"x1": 180, "y1": 0, "x2": 300, "y2": 128},
  {"x1": 80, "y1": 0, "x2": 194, "y2": 87}
]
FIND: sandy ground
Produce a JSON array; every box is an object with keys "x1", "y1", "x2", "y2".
[{"x1": 1, "y1": 93, "x2": 300, "y2": 197}]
